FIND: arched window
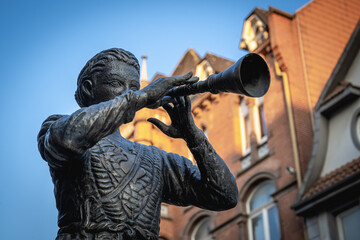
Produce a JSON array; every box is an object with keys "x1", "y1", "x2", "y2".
[
  {"x1": 191, "y1": 217, "x2": 213, "y2": 240},
  {"x1": 247, "y1": 181, "x2": 280, "y2": 240}
]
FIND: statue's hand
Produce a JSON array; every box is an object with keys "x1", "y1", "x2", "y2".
[
  {"x1": 147, "y1": 96, "x2": 202, "y2": 145},
  {"x1": 136, "y1": 72, "x2": 198, "y2": 110}
]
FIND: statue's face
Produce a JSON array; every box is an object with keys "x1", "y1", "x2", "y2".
[{"x1": 92, "y1": 60, "x2": 140, "y2": 104}]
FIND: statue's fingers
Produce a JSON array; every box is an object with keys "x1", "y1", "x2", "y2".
[
  {"x1": 171, "y1": 72, "x2": 198, "y2": 86},
  {"x1": 147, "y1": 118, "x2": 180, "y2": 138},
  {"x1": 172, "y1": 98, "x2": 181, "y2": 113},
  {"x1": 163, "y1": 103, "x2": 176, "y2": 119},
  {"x1": 147, "y1": 118, "x2": 171, "y2": 135},
  {"x1": 185, "y1": 76, "x2": 199, "y2": 84},
  {"x1": 177, "y1": 96, "x2": 186, "y2": 107},
  {"x1": 184, "y1": 96, "x2": 192, "y2": 112},
  {"x1": 159, "y1": 96, "x2": 173, "y2": 106},
  {"x1": 163, "y1": 103, "x2": 173, "y2": 112},
  {"x1": 170, "y1": 71, "x2": 192, "y2": 84},
  {"x1": 171, "y1": 97, "x2": 179, "y2": 106}
]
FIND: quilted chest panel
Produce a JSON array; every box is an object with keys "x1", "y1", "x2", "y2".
[{"x1": 84, "y1": 137, "x2": 162, "y2": 234}]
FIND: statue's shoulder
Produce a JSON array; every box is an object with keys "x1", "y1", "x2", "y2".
[
  {"x1": 37, "y1": 114, "x2": 67, "y2": 160},
  {"x1": 38, "y1": 114, "x2": 67, "y2": 135},
  {"x1": 42, "y1": 114, "x2": 67, "y2": 124}
]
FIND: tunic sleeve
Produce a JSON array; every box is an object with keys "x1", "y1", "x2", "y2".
[
  {"x1": 37, "y1": 91, "x2": 138, "y2": 169},
  {"x1": 160, "y1": 137, "x2": 238, "y2": 211}
]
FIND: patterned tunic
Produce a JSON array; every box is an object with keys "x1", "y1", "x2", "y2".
[{"x1": 37, "y1": 91, "x2": 238, "y2": 240}]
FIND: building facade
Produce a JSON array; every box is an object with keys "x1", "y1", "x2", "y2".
[
  {"x1": 292, "y1": 21, "x2": 360, "y2": 240},
  {"x1": 120, "y1": 0, "x2": 360, "y2": 239}
]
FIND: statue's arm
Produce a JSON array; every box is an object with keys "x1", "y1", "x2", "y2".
[
  {"x1": 149, "y1": 96, "x2": 237, "y2": 210},
  {"x1": 161, "y1": 134, "x2": 238, "y2": 211},
  {"x1": 37, "y1": 72, "x2": 198, "y2": 168},
  {"x1": 37, "y1": 91, "x2": 139, "y2": 168}
]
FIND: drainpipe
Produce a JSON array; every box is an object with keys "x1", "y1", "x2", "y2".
[{"x1": 274, "y1": 60, "x2": 302, "y2": 188}]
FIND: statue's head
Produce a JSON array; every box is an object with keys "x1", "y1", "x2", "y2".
[{"x1": 75, "y1": 48, "x2": 140, "y2": 107}]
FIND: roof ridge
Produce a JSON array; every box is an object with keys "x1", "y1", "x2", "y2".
[
  {"x1": 171, "y1": 48, "x2": 201, "y2": 76},
  {"x1": 204, "y1": 52, "x2": 235, "y2": 63}
]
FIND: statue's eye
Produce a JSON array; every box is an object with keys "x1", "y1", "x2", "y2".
[{"x1": 108, "y1": 81, "x2": 122, "y2": 88}]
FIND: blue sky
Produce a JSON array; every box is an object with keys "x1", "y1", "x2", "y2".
[{"x1": 0, "y1": 0, "x2": 308, "y2": 239}]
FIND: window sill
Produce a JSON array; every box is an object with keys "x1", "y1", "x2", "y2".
[
  {"x1": 236, "y1": 147, "x2": 274, "y2": 179},
  {"x1": 160, "y1": 215, "x2": 173, "y2": 221}
]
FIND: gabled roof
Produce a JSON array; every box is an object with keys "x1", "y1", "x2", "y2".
[
  {"x1": 245, "y1": 7, "x2": 269, "y2": 25},
  {"x1": 150, "y1": 73, "x2": 167, "y2": 82},
  {"x1": 202, "y1": 52, "x2": 235, "y2": 74},
  {"x1": 170, "y1": 49, "x2": 235, "y2": 78},
  {"x1": 171, "y1": 48, "x2": 201, "y2": 76}
]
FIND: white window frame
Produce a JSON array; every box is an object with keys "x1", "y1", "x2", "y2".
[
  {"x1": 160, "y1": 204, "x2": 169, "y2": 218},
  {"x1": 248, "y1": 202, "x2": 276, "y2": 240},
  {"x1": 254, "y1": 97, "x2": 267, "y2": 144},
  {"x1": 240, "y1": 99, "x2": 251, "y2": 155},
  {"x1": 190, "y1": 217, "x2": 212, "y2": 240},
  {"x1": 336, "y1": 206, "x2": 360, "y2": 240},
  {"x1": 246, "y1": 181, "x2": 279, "y2": 240}
]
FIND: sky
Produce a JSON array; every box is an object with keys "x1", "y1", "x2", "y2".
[{"x1": 0, "y1": 0, "x2": 308, "y2": 239}]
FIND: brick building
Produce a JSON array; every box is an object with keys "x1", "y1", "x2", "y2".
[
  {"x1": 292, "y1": 21, "x2": 360, "y2": 240},
  {"x1": 120, "y1": 0, "x2": 360, "y2": 239}
]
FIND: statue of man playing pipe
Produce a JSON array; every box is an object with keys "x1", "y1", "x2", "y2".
[{"x1": 38, "y1": 48, "x2": 238, "y2": 240}]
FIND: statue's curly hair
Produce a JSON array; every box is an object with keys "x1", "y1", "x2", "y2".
[{"x1": 75, "y1": 48, "x2": 140, "y2": 107}]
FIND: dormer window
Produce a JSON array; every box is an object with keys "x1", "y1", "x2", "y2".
[
  {"x1": 240, "y1": 14, "x2": 269, "y2": 52},
  {"x1": 195, "y1": 60, "x2": 214, "y2": 81}
]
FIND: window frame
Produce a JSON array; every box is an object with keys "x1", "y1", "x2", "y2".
[
  {"x1": 239, "y1": 98, "x2": 251, "y2": 155},
  {"x1": 190, "y1": 217, "x2": 213, "y2": 240},
  {"x1": 255, "y1": 97, "x2": 267, "y2": 144},
  {"x1": 246, "y1": 181, "x2": 280, "y2": 240},
  {"x1": 336, "y1": 205, "x2": 360, "y2": 240}
]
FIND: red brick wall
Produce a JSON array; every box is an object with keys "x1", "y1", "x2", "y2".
[
  {"x1": 297, "y1": 0, "x2": 360, "y2": 109},
  {"x1": 268, "y1": 0, "x2": 360, "y2": 179}
]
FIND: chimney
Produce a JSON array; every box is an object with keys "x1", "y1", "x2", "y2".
[{"x1": 140, "y1": 55, "x2": 148, "y2": 82}]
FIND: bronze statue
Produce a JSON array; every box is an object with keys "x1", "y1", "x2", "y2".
[{"x1": 37, "y1": 48, "x2": 241, "y2": 240}]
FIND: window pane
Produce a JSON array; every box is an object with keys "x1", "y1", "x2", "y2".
[
  {"x1": 341, "y1": 207, "x2": 360, "y2": 240},
  {"x1": 259, "y1": 104, "x2": 267, "y2": 137},
  {"x1": 268, "y1": 206, "x2": 281, "y2": 240},
  {"x1": 240, "y1": 99, "x2": 251, "y2": 153},
  {"x1": 250, "y1": 181, "x2": 275, "y2": 211},
  {"x1": 192, "y1": 218, "x2": 212, "y2": 240},
  {"x1": 245, "y1": 115, "x2": 251, "y2": 149},
  {"x1": 252, "y1": 214, "x2": 265, "y2": 240},
  {"x1": 241, "y1": 99, "x2": 249, "y2": 115},
  {"x1": 161, "y1": 204, "x2": 168, "y2": 217}
]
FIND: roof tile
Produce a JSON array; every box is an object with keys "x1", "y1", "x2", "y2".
[
  {"x1": 203, "y1": 52, "x2": 235, "y2": 74},
  {"x1": 302, "y1": 156, "x2": 360, "y2": 200}
]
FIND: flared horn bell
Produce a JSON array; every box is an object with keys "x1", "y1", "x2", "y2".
[{"x1": 168, "y1": 53, "x2": 270, "y2": 98}]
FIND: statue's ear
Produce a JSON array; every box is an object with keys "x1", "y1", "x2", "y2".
[{"x1": 81, "y1": 79, "x2": 93, "y2": 101}]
